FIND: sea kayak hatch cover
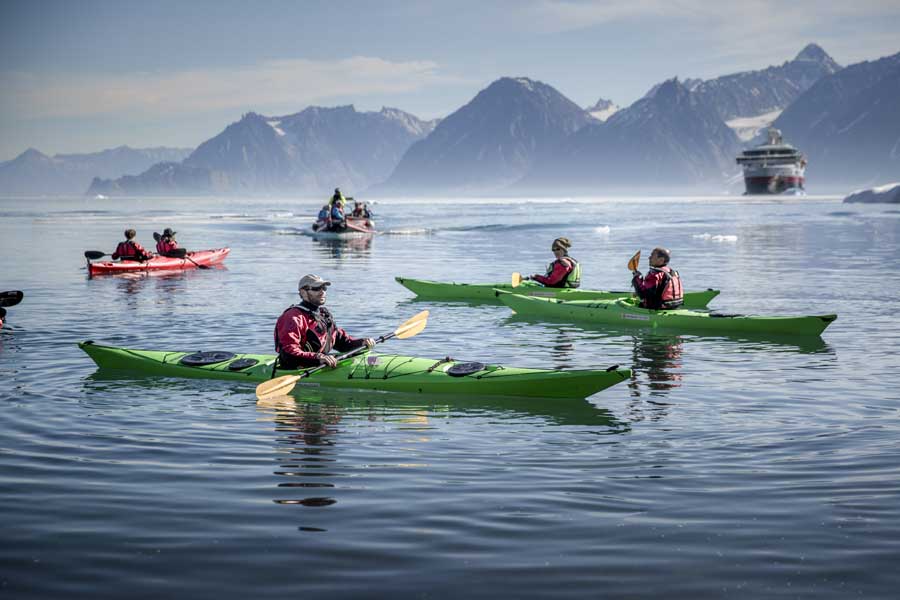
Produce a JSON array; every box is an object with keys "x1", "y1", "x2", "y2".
[{"x1": 180, "y1": 351, "x2": 237, "y2": 366}]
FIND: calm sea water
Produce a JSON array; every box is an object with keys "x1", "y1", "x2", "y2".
[{"x1": 1, "y1": 195, "x2": 899, "y2": 598}]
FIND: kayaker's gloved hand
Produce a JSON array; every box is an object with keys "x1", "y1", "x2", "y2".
[
  {"x1": 632, "y1": 270, "x2": 642, "y2": 278},
  {"x1": 317, "y1": 353, "x2": 338, "y2": 368},
  {"x1": 363, "y1": 338, "x2": 376, "y2": 349}
]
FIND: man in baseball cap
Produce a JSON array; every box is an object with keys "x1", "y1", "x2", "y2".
[{"x1": 274, "y1": 274, "x2": 375, "y2": 369}]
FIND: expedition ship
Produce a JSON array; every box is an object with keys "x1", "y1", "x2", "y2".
[{"x1": 737, "y1": 128, "x2": 806, "y2": 195}]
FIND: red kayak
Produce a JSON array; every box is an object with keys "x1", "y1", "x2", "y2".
[{"x1": 87, "y1": 248, "x2": 230, "y2": 276}]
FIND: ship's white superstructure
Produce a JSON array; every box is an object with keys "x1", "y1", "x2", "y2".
[{"x1": 736, "y1": 128, "x2": 806, "y2": 195}]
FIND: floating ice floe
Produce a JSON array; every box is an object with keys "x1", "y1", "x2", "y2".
[
  {"x1": 843, "y1": 183, "x2": 900, "y2": 204},
  {"x1": 693, "y1": 233, "x2": 738, "y2": 242},
  {"x1": 594, "y1": 225, "x2": 610, "y2": 234}
]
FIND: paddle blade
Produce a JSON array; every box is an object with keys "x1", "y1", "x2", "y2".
[
  {"x1": 255, "y1": 374, "x2": 302, "y2": 401},
  {"x1": 627, "y1": 251, "x2": 641, "y2": 271},
  {"x1": 153, "y1": 232, "x2": 161, "y2": 242},
  {"x1": 394, "y1": 310, "x2": 429, "y2": 339},
  {"x1": 0, "y1": 291, "x2": 23, "y2": 308},
  {"x1": 84, "y1": 251, "x2": 107, "y2": 260},
  {"x1": 512, "y1": 272, "x2": 523, "y2": 288}
]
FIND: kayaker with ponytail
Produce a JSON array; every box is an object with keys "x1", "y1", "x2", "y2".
[
  {"x1": 631, "y1": 247, "x2": 684, "y2": 310},
  {"x1": 156, "y1": 228, "x2": 180, "y2": 257},
  {"x1": 274, "y1": 274, "x2": 375, "y2": 370},
  {"x1": 523, "y1": 237, "x2": 581, "y2": 288},
  {"x1": 111, "y1": 229, "x2": 151, "y2": 261}
]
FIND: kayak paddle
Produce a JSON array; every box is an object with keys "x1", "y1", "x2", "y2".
[
  {"x1": 84, "y1": 250, "x2": 111, "y2": 260},
  {"x1": 255, "y1": 309, "x2": 429, "y2": 401},
  {"x1": 511, "y1": 272, "x2": 523, "y2": 288},
  {"x1": 627, "y1": 250, "x2": 641, "y2": 272},
  {"x1": 0, "y1": 290, "x2": 24, "y2": 308}
]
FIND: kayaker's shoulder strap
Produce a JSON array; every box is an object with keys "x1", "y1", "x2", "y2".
[{"x1": 280, "y1": 304, "x2": 336, "y2": 354}]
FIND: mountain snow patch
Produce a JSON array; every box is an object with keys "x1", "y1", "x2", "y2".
[{"x1": 726, "y1": 109, "x2": 782, "y2": 141}]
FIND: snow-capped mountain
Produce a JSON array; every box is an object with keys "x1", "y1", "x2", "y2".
[
  {"x1": 694, "y1": 44, "x2": 841, "y2": 122},
  {"x1": 586, "y1": 98, "x2": 619, "y2": 122},
  {"x1": 90, "y1": 106, "x2": 437, "y2": 196}
]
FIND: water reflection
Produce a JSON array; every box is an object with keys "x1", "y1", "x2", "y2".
[
  {"x1": 260, "y1": 398, "x2": 342, "y2": 510},
  {"x1": 549, "y1": 329, "x2": 576, "y2": 369},
  {"x1": 311, "y1": 236, "x2": 373, "y2": 260},
  {"x1": 627, "y1": 332, "x2": 684, "y2": 398}
]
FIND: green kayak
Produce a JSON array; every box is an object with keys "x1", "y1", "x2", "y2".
[
  {"x1": 78, "y1": 341, "x2": 631, "y2": 399},
  {"x1": 395, "y1": 276, "x2": 719, "y2": 308},
  {"x1": 495, "y1": 291, "x2": 837, "y2": 337}
]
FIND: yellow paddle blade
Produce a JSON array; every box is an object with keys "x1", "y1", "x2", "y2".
[
  {"x1": 627, "y1": 250, "x2": 641, "y2": 271},
  {"x1": 256, "y1": 394, "x2": 297, "y2": 410},
  {"x1": 511, "y1": 272, "x2": 523, "y2": 288},
  {"x1": 255, "y1": 374, "x2": 302, "y2": 401},
  {"x1": 394, "y1": 310, "x2": 429, "y2": 339}
]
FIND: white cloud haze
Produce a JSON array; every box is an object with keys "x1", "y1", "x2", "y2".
[{"x1": 1, "y1": 56, "x2": 460, "y2": 120}]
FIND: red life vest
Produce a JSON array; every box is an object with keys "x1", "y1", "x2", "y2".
[
  {"x1": 633, "y1": 266, "x2": 683, "y2": 309},
  {"x1": 156, "y1": 238, "x2": 179, "y2": 255},
  {"x1": 657, "y1": 267, "x2": 683, "y2": 308},
  {"x1": 113, "y1": 240, "x2": 149, "y2": 261}
]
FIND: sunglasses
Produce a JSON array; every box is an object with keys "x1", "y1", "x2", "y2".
[{"x1": 302, "y1": 285, "x2": 328, "y2": 292}]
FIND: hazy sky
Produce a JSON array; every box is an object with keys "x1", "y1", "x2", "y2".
[{"x1": 1, "y1": 0, "x2": 898, "y2": 160}]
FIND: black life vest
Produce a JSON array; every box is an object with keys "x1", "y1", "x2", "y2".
[{"x1": 276, "y1": 303, "x2": 337, "y2": 355}]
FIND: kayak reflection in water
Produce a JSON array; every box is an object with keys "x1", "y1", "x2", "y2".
[
  {"x1": 274, "y1": 274, "x2": 375, "y2": 370},
  {"x1": 522, "y1": 237, "x2": 581, "y2": 288}
]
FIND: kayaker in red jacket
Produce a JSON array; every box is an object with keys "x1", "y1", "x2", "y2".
[
  {"x1": 274, "y1": 274, "x2": 375, "y2": 370},
  {"x1": 632, "y1": 247, "x2": 684, "y2": 309},
  {"x1": 524, "y1": 237, "x2": 581, "y2": 288},
  {"x1": 112, "y1": 229, "x2": 151, "y2": 261},
  {"x1": 156, "y1": 228, "x2": 180, "y2": 256}
]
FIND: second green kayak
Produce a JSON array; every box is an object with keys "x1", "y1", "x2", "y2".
[
  {"x1": 495, "y1": 291, "x2": 837, "y2": 336},
  {"x1": 395, "y1": 276, "x2": 720, "y2": 308},
  {"x1": 79, "y1": 341, "x2": 631, "y2": 399}
]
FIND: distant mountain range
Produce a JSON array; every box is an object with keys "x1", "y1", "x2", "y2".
[
  {"x1": 372, "y1": 77, "x2": 592, "y2": 194},
  {"x1": 516, "y1": 78, "x2": 743, "y2": 193},
  {"x1": 773, "y1": 50, "x2": 900, "y2": 189},
  {"x1": 3, "y1": 43, "x2": 896, "y2": 197},
  {"x1": 89, "y1": 106, "x2": 438, "y2": 196},
  {"x1": 692, "y1": 44, "x2": 841, "y2": 121},
  {"x1": 0, "y1": 146, "x2": 191, "y2": 195}
]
